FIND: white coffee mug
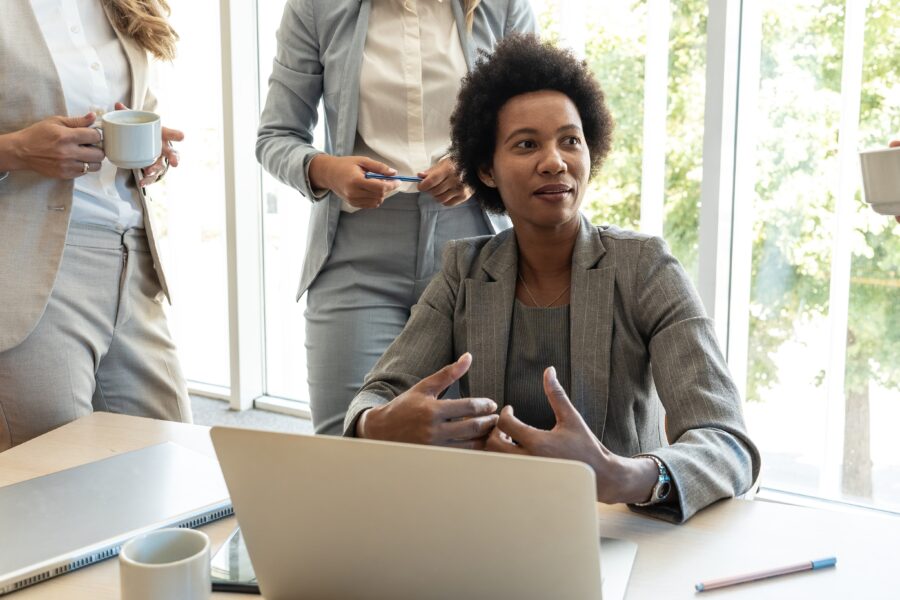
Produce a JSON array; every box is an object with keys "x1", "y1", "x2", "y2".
[
  {"x1": 119, "y1": 528, "x2": 211, "y2": 600},
  {"x1": 859, "y1": 146, "x2": 900, "y2": 216},
  {"x1": 99, "y1": 109, "x2": 162, "y2": 169}
]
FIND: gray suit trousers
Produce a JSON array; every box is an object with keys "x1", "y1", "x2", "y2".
[
  {"x1": 0, "y1": 224, "x2": 191, "y2": 450},
  {"x1": 305, "y1": 193, "x2": 490, "y2": 435}
]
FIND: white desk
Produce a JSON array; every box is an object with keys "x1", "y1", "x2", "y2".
[{"x1": 1, "y1": 413, "x2": 897, "y2": 599}]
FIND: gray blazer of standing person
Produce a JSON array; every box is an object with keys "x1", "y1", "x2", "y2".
[
  {"x1": 256, "y1": 0, "x2": 536, "y2": 434},
  {"x1": 344, "y1": 35, "x2": 761, "y2": 523}
]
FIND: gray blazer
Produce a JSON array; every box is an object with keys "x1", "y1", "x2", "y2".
[
  {"x1": 256, "y1": 0, "x2": 536, "y2": 299},
  {"x1": 345, "y1": 214, "x2": 761, "y2": 523},
  {"x1": 0, "y1": 0, "x2": 168, "y2": 353}
]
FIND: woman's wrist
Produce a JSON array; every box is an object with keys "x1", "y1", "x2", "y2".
[
  {"x1": 308, "y1": 153, "x2": 335, "y2": 191},
  {"x1": 608, "y1": 455, "x2": 659, "y2": 504},
  {"x1": 0, "y1": 132, "x2": 24, "y2": 172},
  {"x1": 355, "y1": 408, "x2": 371, "y2": 438}
]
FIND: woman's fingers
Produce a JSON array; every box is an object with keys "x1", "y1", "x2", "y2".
[
  {"x1": 411, "y1": 353, "x2": 473, "y2": 398},
  {"x1": 441, "y1": 413, "x2": 498, "y2": 442},
  {"x1": 72, "y1": 145, "x2": 106, "y2": 163},
  {"x1": 485, "y1": 424, "x2": 528, "y2": 454},
  {"x1": 441, "y1": 415, "x2": 497, "y2": 444}
]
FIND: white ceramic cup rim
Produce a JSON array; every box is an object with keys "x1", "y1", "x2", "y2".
[
  {"x1": 120, "y1": 528, "x2": 210, "y2": 570},
  {"x1": 102, "y1": 110, "x2": 160, "y2": 126}
]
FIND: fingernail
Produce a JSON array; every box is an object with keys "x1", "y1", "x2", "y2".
[{"x1": 548, "y1": 366, "x2": 557, "y2": 380}]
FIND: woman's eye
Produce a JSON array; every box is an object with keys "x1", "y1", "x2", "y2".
[
  {"x1": 514, "y1": 140, "x2": 536, "y2": 149},
  {"x1": 563, "y1": 136, "x2": 581, "y2": 145}
]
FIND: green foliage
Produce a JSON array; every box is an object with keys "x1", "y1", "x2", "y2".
[
  {"x1": 582, "y1": 1, "x2": 646, "y2": 232},
  {"x1": 563, "y1": 0, "x2": 899, "y2": 406}
]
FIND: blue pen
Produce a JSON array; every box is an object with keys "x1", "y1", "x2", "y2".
[{"x1": 364, "y1": 172, "x2": 423, "y2": 183}]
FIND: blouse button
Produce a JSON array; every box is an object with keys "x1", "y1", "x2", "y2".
[
  {"x1": 91, "y1": 62, "x2": 101, "y2": 71},
  {"x1": 70, "y1": 25, "x2": 81, "y2": 34}
]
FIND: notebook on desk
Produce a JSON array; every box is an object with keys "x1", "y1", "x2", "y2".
[
  {"x1": 212, "y1": 427, "x2": 637, "y2": 600},
  {"x1": 0, "y1": 442, "x2": 232, "y2": 596}
]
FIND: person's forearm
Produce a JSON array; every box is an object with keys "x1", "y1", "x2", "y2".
[
  {"x1": 606, "y1": 455, "x2": 658, "y2": 504},
  {"x1": 0, "y1": 132, "x2": 24, "y2": 172}
]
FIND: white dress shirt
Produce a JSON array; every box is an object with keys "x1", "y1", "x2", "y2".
[
  {"x1": 348, "y1": 0, "x2": 468, "y2": 211},
  {"x1": 31, "y1": 0, "x2": 144, "y2": 230}
]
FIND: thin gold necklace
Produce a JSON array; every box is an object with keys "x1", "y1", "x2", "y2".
[{"x1": 517, "y1": 272, "x2": 571, "y2": 308}]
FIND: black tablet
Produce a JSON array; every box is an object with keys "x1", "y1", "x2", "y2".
[{"x1": 210, "y1": 527, "x2": 260, "y2": 594}]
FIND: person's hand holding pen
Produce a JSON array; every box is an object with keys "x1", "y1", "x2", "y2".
[
  {"x1": 418, "y1": 156, "x2": 473, "y2": 207},
  {"x1": 891, "y1": 140, "x2": 900, "y2": 224},
  {"x1": 308, "y1": 154, "x2": 400, "y2": 209}
]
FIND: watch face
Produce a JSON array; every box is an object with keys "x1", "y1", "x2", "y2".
[{"x1": 656, "y1": 481, "x2": 672, "y2": 501}]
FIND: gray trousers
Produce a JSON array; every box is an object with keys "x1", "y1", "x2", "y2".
[
  {"x1": 305, "y1": 193, "x2": 490, "y2": 435},
  {"x1": 0, "y1": 223, "x2": 191, "y2": 451}
]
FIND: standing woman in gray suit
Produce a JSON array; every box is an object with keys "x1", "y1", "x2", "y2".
[
  {"x1": 257, "y1": 0, "x2": 536, "y2": 435},
  {"x1": 345, "y1": 35, "x2": 761, "y2": 523},
  {"x1": 0, "y1": 0, "x2": 190, "y2": 451}
]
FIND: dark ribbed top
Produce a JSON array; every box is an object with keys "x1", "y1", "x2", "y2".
[{"x1": 503, "y1": 299, "x2": 571, "y2": 430}]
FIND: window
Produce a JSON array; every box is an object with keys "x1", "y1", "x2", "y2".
[
  {"x1": 538, "y1": 0, "x2": 707, "y2": 281},
  {"x1": 187, "y1": 0, "x2": 899, "y2": 514},
  {"x1": 153, "y1": 0, "x2": 230, "y2": 390},
  {"x1": 731, "y1": 0, "x2": 900, "y2": 511}
]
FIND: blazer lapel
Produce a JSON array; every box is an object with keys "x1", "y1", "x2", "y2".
[
  {"x1": 465, "y1": 232, "x2": 518, "y2": 407},
  {"x1": 569, "y1": 215, "x2": 614, "y2": 440},
  {"x1": 451, "y1": 0, "x2": 475, "y2": 70},
  {"x1": 337, "y1": 0, "x2": 371, "y2": 156},
  {"x1": 101, "y1": 2, "x2": 143, "y2": 109}
]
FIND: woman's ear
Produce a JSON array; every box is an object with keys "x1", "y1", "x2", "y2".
[{"x1": 478, "y1": 165, "x2": 496, "y2": 188}]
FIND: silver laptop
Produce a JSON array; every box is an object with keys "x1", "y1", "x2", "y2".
[
  {"x1": 0, "y1": 442, "x2": 232, "y2": 596},
  {"x1": 211, "y1": 427, "x2": 637, "y2": 600}
]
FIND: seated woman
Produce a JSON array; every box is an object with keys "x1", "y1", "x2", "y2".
[{"x1": 342, "y1": 33, "x2": 760, "y2": 523}]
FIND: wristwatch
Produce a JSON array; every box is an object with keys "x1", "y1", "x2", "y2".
[{"x1": 633, "y1": 455, "x2": 671, "y2": 507}]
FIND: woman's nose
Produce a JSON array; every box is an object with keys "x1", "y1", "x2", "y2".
[{"x1": 538, "y1": 147, "x2": 567, "y2": 174}]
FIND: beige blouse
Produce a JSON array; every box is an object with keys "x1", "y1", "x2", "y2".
[{"x1": 347, "y1": 0, "x2": 468, "y2": 212}]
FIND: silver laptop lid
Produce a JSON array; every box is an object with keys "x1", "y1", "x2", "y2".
[
  {"x1": 212, "y1": 427, "x2": 625, "y2": 600},
  {"x1": 0, "y1": 442, "x2": 232, "y2": 595}
]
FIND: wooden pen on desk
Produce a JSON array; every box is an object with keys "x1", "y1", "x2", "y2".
[{"x1": 695, "y1": 557, "x2": 837, "y2": 592}]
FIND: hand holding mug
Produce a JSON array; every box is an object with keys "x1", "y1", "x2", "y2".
[
  {"x1": 4, "y1": 113, "x2": 105, "y2": 179},
  {"x1": 114, "y1": 103, "x2": 184, "y2": 187},
  {"x1": 892, "y1": 140, "x2": 900, "y2": 224}
]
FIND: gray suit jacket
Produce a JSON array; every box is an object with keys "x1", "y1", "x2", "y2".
[
  {"x1": 344, "y1": 214, "x2": 761, "y2": 523},
  {"x1": 256, "y1": 0, "x2": 535, "y2": 299},
  {"x1": 0, "y1": 0, "x2": 168, "y2": 353}
]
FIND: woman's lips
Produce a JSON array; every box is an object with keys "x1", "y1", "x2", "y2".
[{"x1": 533, "y1": 185, "x2": 572, "y2": 202}]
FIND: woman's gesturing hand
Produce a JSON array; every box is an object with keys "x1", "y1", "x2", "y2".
[
  {"x1": 358, "y1": 353, "x2": 499, "y2": 449},
  {"x1": 308, "y1": 154, "x2": 400, "y2": 209},
  {"x1": 4, "y1": 113, "x2": 105, "y2": 179},
  {"x1": 486, "y1": 366, "x2": 658, "y2": 505},
  {"x1": 418, "y1": 156, "x2": 472, "y2": 207}
]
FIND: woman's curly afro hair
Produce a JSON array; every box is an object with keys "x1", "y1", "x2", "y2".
[{"x1": 450, "y1": 33, "x2": 614, "y2": 214}]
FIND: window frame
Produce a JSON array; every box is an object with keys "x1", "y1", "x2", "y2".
[{"x1": 193, "y1": 0, "x2": 894, "y2": 514}]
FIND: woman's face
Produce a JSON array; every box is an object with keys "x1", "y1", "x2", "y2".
[{"x1": 479, "y1": 90, "x2": 590, "y2": 230}]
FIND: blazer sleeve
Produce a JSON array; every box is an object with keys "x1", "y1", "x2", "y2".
[
  {"x1": 631, "y1": 236, "x2": 761, "y2": 523},
  {"x1": 255, "y1": 0, "x2": 324, "y2": 199},
  {"x1": 342, "y1": 241, "x2": 465, "y2": 436}
]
